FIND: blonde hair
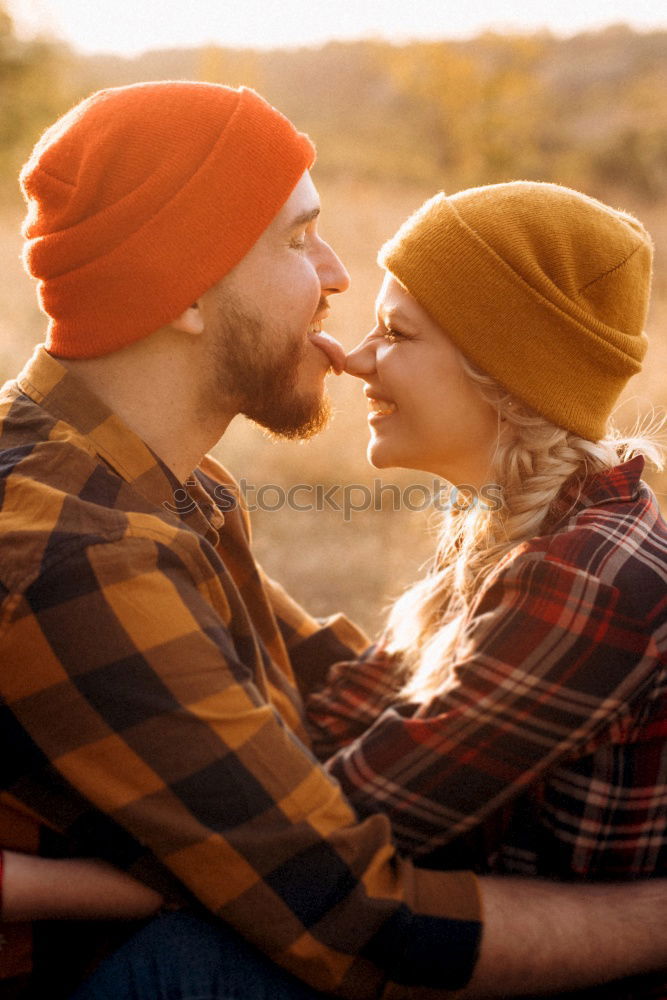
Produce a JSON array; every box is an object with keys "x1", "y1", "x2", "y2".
[{"x1": 385, "y1": 356, "x2": 665, "y2": 702}]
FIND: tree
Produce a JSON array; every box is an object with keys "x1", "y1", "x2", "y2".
[{"x1": 0, "y1": 4, "x2": 77, "y2": 187}]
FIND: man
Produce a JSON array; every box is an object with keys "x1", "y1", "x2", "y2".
[{"x1": 0, "y1": 81, "x2": 665, "y2": 1000}]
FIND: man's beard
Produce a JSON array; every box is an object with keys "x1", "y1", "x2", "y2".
[{"x1": 202, "y1": 291, "x2": 331, "y2": 440}]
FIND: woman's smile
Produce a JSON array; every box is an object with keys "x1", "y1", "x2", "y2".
[
  {"x1": 346, "y1": 273, "x2": 498, "y2": 485},
  {"x1": 366, "y1": 394, "x2": 397, "y2": 419}
]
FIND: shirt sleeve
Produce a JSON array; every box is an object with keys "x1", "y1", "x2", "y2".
[
  {"x1": 1, "y1": 529, "x2": 481, "y2": 998},
  {"x1": 310, "y1": 550, "x2": 657, "y2": 858},
  {"x1": 306, "y1": 645, "x2": 406, "y2": 760},
  {"x1": 259, "y1": 569, "x2": 372, "y2": 698}
]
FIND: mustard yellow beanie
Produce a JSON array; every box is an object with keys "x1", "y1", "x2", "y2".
[{"x1": 379, "y1": 182, "x2": 653, "y2": 441}]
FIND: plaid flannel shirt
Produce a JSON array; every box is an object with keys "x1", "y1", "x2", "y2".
[
  {"x1": 307, "y1": 458, "x2": 667, "y2": 883},
  {"x1": 0, "y1": 347, "x2": 481, "y2": 999},
  {"x1": 308, "y1": 458, "x2": 667, "y2": 1000}
]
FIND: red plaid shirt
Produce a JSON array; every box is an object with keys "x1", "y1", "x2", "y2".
[{"x1": 307, "y1": 458, "x2": 667, "y2": 885}]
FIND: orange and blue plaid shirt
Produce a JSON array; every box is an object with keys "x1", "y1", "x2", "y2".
[
  {"x1": 307, "y1": 457, "x2": 667, "y2": 877},
  {"x1": 0, "y1": 347, "x2": 481, "y2": 999}
]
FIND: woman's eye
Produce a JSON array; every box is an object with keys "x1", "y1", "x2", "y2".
[
  {"x1": 290, "y1": 234, "x2": 307, "y2": 250},
  {"x1": 383, "y1": 328, "x2": 404, "y2": 343}
]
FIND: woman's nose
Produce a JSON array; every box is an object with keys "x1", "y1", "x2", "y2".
[{"x1": 344, "y1": 336, "x2": 376, "y2": 377}]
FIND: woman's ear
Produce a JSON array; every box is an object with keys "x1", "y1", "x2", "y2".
[{"x1": 171, "y1": 303, "x2": 204, "y2": 336}]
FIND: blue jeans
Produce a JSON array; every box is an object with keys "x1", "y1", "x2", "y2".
[{"x1": 70, "y1": 911, "x2": 333, "y2": 1000}]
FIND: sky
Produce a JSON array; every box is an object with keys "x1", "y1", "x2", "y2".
[{"x1": 6, "y1": 0, "x2": 667, "y2": 56}]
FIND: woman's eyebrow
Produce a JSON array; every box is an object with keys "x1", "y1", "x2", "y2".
[{"x1": 377, "y1": 304, "x2": 411, "y2": 326}]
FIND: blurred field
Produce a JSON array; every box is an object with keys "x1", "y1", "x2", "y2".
[
  {"x1": 2, "y1": 16, "x2": 666, "y2": 633},
  {"x1": 2, "y1": 174, "x2": 666, "y2": 634}
]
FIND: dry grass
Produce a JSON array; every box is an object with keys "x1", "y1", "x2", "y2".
[{"x1": 1, "y1": 176, "x2": 665, "y2": 634}]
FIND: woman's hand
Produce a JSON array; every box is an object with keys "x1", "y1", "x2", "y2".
[{"x1": 1, "y1": 851, "x2": 164, "y2": 921}]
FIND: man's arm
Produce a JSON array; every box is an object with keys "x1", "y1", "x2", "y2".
[
  {"x1": 259, "y1": 568, "x2": 372, "y2": 696},
  {"x1": 467, "y1": 876, "x2": 667, "y2": 998},
  {"x1": 2, "y1": 849, "x2": 666, "y2": 996},
  {"x1": 2, "y1": 849, "x2": 666, "y2": 998},
  {"x1": 1, "y1": 851, "x2": 163, "y2": 921}
]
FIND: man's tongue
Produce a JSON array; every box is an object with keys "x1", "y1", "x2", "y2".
[{"x1": 308, "y1": 330, "x2": 346, "y2": 374}]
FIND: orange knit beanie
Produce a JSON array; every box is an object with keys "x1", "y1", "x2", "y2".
[
  {"x1": 20, "y1": 81, "x2": 315, "y2": 358},
  {"x1": 380, "y1": 182, "x2": 653, "y2": 441}
]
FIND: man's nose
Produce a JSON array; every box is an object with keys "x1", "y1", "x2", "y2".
[{"x1": 319, "y1": 240, "x2": 350, "y2": 296}]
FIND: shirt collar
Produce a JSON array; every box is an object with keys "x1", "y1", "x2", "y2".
[
  {"x1": 16, "y1": 345, "x2": 222, "y2": 543},
  {"x1": 547, "y1": 454, "x2": 646, "y2": 530}
]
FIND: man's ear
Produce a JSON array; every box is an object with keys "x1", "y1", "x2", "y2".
[{"x1": 171, "y1": 303, "x2": 204, "y2": 336}]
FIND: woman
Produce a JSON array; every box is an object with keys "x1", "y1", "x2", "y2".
[
  {"x1": 306, "y1": 182, "x2": 667, "y2": 889},
  {"x1": 2, "y1": 181, "x2": 666, "y2": 994}
]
